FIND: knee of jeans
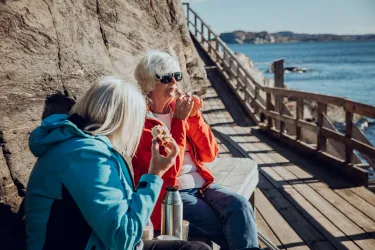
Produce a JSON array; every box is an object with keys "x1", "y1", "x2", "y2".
[{"x1": 228, "y1": 195, "x2": 253, "y2": 214}]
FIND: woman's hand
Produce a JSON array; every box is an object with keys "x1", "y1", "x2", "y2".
[
  {"x1": 172, "y1": 96, "x2": 194, "y2": 120},
  {"x1": 148, "y1": 138, "x2": 179, "y2": 177},
  {"x1": 189, "y1": 95, "x2": 203, "y2": 117}
]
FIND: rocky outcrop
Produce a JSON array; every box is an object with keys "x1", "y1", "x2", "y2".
[
  {"x1": 220, "y1": 30, "x2": 375, "y2": 44},
  {"x1": 0, "y1": 0, "x2": 206, "y2": 225}
]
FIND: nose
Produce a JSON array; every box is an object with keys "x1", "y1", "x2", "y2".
[{"x1": 170, "y1": 77, "x2": 178, "y2": 85}]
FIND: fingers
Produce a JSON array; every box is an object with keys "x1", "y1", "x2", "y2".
[
  {"x1": 151, "y1": 139, "x2": 160, "y2": 157},
  {"x1": 165, "y1": 138, "x2": 179, "y2": 160}
]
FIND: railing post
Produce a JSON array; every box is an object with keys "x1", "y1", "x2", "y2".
[
  {"x1": 186, "y1": 3, "x2": 190, "y2": 23},
  {"x1": 266, "y1": 93, "x2": 273, "y2": 130},
  {"x1": 201, "y1": 21, "x2": 204, "y2": 43},
  {"x1": 208, "y1": 31, "x2": 212, "y2": 54},
  {"x1": 235, "y1": 66, "x2": 241, "y2": 90},
  {"x1": 345, "y1": 110, "x2": 353, "y2": 165},
  {"x1": 273, "y1": 59, "x2": 284, "y2": 131},
  {"x1": 296, "y1": 98, "x2": 304, "y2": 141},
  {"x1": 244, "y1": 87, "x2": 249, "y2": 102},
  {"x1": 317, "y1": 102, "x2": 327, "y2": 152},
  {"x1": 278, "y1": 95, "x2": 285, "y2": 135},
  {"x1": 194, "y1": 15, "x2": 198, "y2": 37},
  {"x1": 251, "y1": 86, "x2": 259, "y2": 113}
]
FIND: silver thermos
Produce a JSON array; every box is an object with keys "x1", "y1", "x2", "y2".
[{"x1": 161, "y1": 186, "x2": 183, "y2": 239}]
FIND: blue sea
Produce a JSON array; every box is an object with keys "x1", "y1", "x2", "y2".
[{"x1": 228, "y1": 40, "x2": 375, "y2": 146}]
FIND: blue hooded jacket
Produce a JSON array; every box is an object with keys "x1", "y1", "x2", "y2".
[{"x1": 25, "y1": 114, "x2": 162, "y2": 250}]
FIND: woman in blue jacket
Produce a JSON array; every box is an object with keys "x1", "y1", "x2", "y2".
[{"x1": 25, "y1": 76, "x2": 211, "y2": 250}]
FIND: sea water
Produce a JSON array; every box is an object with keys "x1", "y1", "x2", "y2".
[{"x1": 229, "y1": 40, "x2": 375, "y2": 145}]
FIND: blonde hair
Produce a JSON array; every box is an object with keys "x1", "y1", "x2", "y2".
[
  {"x1": 134, "y1": 50, "x2": 181, "y2": 95},
  {"x1": 70, "y1": 76, "x2": 146, "y2": 157}
]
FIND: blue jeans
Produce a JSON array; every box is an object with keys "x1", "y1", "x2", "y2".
[{"x1": 180, "y1": 184, "x2": 259, "y2": 250}]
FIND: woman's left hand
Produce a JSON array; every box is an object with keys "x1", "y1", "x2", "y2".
[
  {"x1": 148, "y1": 138, "x2": 180, "y2": 178},
  {"x1": 189, "y1": 95, "x2": 203, "y2": 117}
]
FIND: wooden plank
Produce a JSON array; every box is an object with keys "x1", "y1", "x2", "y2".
[
  {"x1": 350, "y1": 187, "x2": 375, "y2": 207},
  {"x1": 262, "y1": 87, "x2": 345, "y2": 106},
  {"x1": 321, "y1": 127, "x2": 345, "y2": 144},
  {"x1": 264, "y1": 110, "x2": 318, "y2": 134},
  {"x1": 262, "y1": 188, "x2": 336, "y2": 250},
  {"x1": 346, "y1": 100, "x2": 375, "y2": 119},
  {"x1": 269, "y1": 166, "x2": 365, "y2": 250},
  {"x1": 258, "y1": 125, "x2": 369, "y2": 185},
  {"x1": 284, "y1": 167, "x2": 375, "y2": 249},
  {"x1": 282, "y1": 187, "x2": 361, "y2": 250},
  {"x1": 267, "y1": 152, "x2": 290, "y2": 164},
  {"x1": 334, "y1": 188, "x2": 375, "y2": 223},
  {"x1": 294, "y1": 183, "x2": 375, "y2": 249},
  {"x1": 351, "y1": 138, "x2": 375, "y2": 161},
  {"x1": 256, "y1": 189, "x2": 310, "y2": 250},
  {"x1": 206, "y1": 158, "x2": 239, "y2": 185},
  {"x1": 310, "y1": 183, "x2": 375, "y2": 240},
  {"x1": 260, "y1": 166, "x2": 291, "y2": 189},
  {"x1": 255, "y1": 208, "x2": 286, "y2": 250},
  {"x1": 260, "y1": 166, "x2": 338, "y2": 250}
]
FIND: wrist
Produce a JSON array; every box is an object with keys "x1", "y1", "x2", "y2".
[
  {"x1": 172, "y1": 115, "x2": 188, "y2": 121},
  {"x1": 148, "y1": 169, "x2": 164, "y2": 178}
]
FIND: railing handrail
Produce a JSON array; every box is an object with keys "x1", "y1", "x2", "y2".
[{"x1": 183, "y1": 3, "x2": 263, "y2": 89}]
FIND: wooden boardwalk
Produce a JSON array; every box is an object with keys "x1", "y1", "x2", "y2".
[{"x1": 195, "y1": 40, "x2": 375, "y2": 250}]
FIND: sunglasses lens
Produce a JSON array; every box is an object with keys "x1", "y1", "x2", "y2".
[
  {"x1": 174, "y1": 72, "x2": 183, "y2": 82},
  {"x1": 161, "y1": 74, "x2": 172, "y2": 84}
]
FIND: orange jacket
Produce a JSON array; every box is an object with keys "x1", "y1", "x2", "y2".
[{"x1": 132, "y1": 101, "x2": 218, "y2": 230}]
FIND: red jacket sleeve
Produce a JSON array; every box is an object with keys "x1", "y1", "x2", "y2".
[
  {"x1": 132, "y1": 129, "x2": 152, "y2": 185},
  {"x1": 186, "y1": 111, "x2": 218, "y2": 162}
]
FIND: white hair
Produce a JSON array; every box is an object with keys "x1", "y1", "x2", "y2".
[
  {"x1": 70, "y1": 76, "x2": 146, "y2": 157},
  {"x1": 134, "y1": 50, "x2": 181, "y2": 95}
]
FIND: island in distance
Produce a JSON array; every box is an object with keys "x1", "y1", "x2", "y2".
[{"x1": 220, "y1": 30, "x2": 375, "y2": 44}]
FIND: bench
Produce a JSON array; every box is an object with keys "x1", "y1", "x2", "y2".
[
  {"x1": 206, "y1": 158, "x2": 258, "y2": 208},
  {"x1": 188, "y1": 157, "x2": 259, "y2": 249}
]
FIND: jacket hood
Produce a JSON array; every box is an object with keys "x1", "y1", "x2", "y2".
[{"x1": 29, "y1": 114, "x2": 111, "y2": 157}]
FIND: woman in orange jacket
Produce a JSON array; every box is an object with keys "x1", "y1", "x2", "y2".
[{"x1": 132, "y1": 51, "x2": 259, "y2": 250}]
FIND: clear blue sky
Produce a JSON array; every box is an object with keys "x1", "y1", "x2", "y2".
[{"x1": 184, "y1": 0, "x2": 375, "y2": 35}]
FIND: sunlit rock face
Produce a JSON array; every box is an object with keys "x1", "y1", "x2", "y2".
[{"x1": 0, "y1": 0, "x2": 206, "y2": 213}]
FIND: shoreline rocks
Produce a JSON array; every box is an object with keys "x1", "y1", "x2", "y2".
[{"x1": 220, "y1": 30, "x2": 375, "y2": 44}]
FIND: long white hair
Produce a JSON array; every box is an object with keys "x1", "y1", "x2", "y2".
[{"x1": 70, "y1": 76, "x2": 146, "y2": 157}]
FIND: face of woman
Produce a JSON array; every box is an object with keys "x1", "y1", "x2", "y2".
[{"x1": 151, "y1": 77, "x2": 179, "y2": 104}]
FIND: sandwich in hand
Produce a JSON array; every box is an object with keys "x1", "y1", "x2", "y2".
[{"x1": 151, "y1": 125, "x2": 172, "y2": 146}]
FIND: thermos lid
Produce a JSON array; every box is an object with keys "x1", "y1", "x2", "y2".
[
  {"x1": 166, "y1": 186, "x2": 179, "y2": 192},
  {"x1": 163, "y1": 186, "x2": 182, "y2": 205}
]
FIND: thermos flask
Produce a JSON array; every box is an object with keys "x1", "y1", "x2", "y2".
[{"x1": 161, "y1": 186, "x2": 183, "y2": 239}]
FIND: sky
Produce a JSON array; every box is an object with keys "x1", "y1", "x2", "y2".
[{"x1": 183, "y1": 0, "x2": 375, "y2": 35}]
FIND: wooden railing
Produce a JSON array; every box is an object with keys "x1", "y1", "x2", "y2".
[
  {"x1": 183, "y1": 3, "x2": 266, "y2": 123},
  {"x1": 182, "y1": 3, "x2": 375, "y2": 185}
]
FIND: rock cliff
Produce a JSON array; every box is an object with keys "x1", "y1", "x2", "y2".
[{"x1": 0, "y1": 1, "x2": 206, "y2": 247}]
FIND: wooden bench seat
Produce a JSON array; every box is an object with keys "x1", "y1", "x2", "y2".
[
  {"x1": 190, "y1": 157, "x2": 259, "y2": 249},
  {"x1": 206, "y1": 158, "x2": 259, "y2": 208}
]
